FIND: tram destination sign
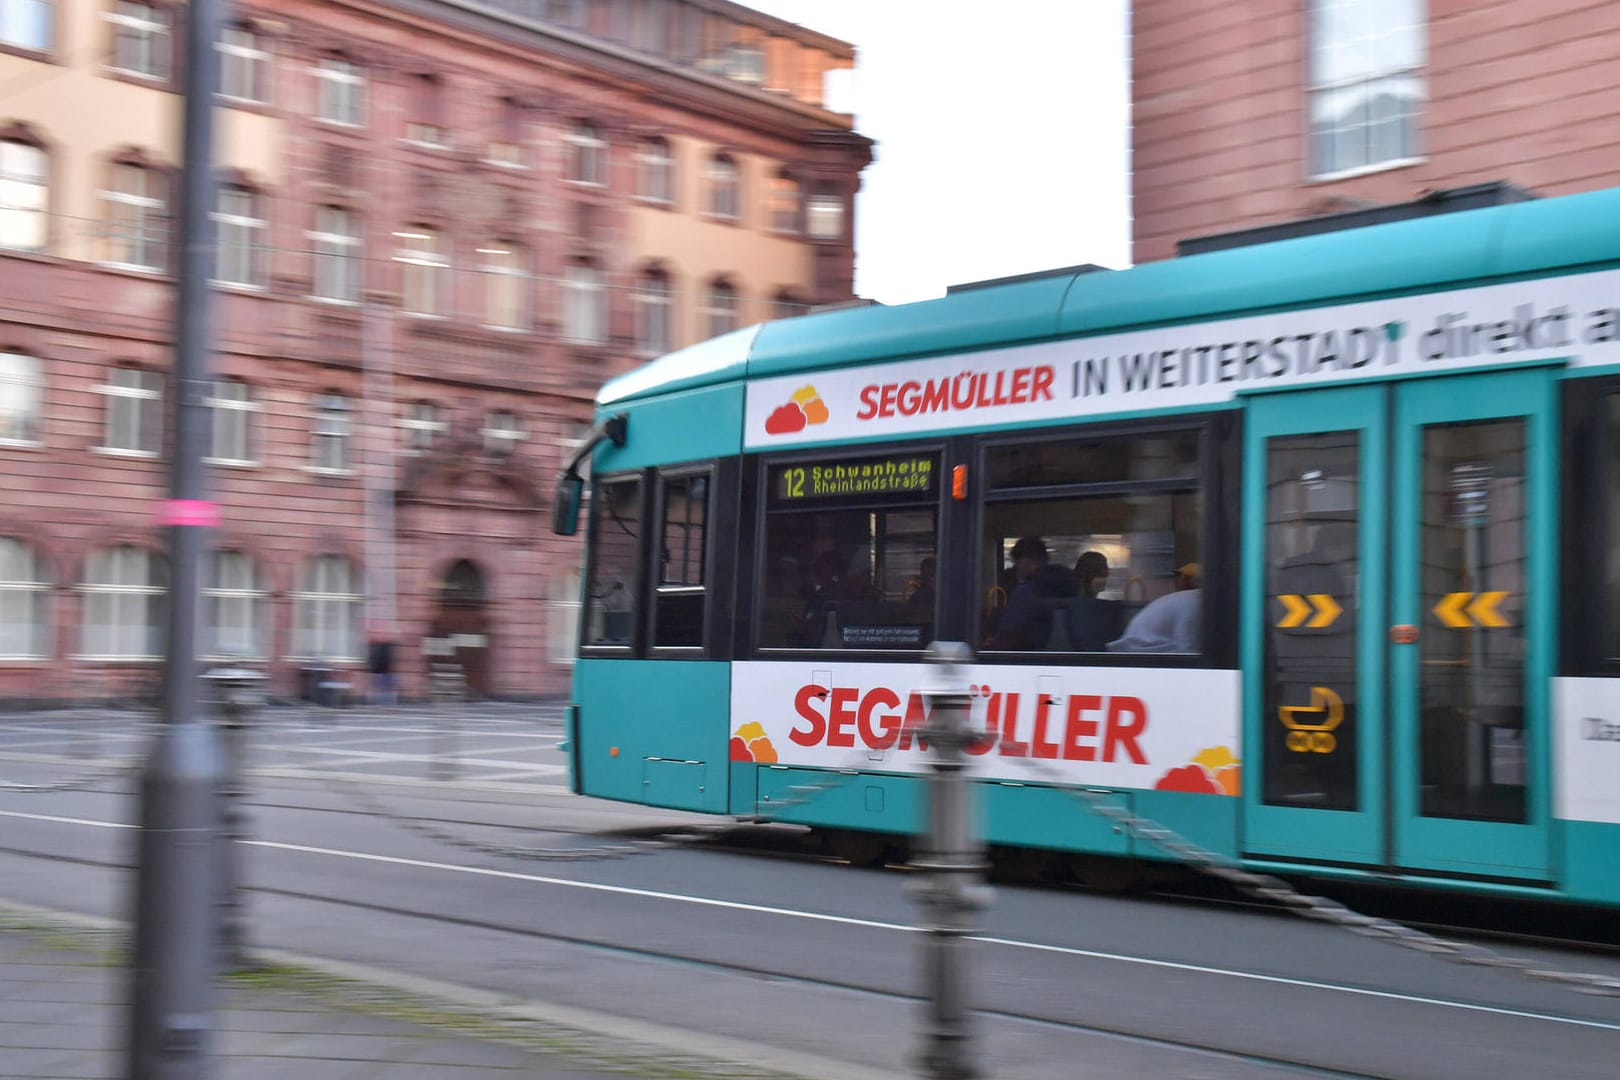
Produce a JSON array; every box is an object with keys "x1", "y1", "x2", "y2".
[{"x1": 772, "y1": 454, "x2": 934, "y2": 502}]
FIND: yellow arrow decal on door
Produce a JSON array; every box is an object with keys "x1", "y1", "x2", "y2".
[
  {"x1": 1276, "y1": 594, "x2": 1312, "y2": 628},
  {"x1": 1306, "y1": 594, "x2": 1342, "y2": 628},
  {"x1": 1468, "y1": 591, "x2": 1510, "y2": 628},
  {"x1": 1433, "y1": 591, "x2": 1472, "y2": 628}
]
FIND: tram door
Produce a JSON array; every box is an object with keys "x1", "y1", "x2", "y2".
[{"x1": 1241, "y1": 371, "x2": 1555, "y2": 879}]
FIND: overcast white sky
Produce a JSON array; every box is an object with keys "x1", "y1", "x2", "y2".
[{"x1": 744, "y1": 2, "x2": 1133, "y2": 305}]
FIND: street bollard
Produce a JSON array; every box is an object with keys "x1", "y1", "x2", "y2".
[
  {"x1": 911, "y1": 641, "x2": 992, "y2": 1080},
  {"x1": 431, "y1": 661, "x2": 464, "y2": 780},
  {"x1": 204, "y1": 663, "x2": 266, "y2": 972}
]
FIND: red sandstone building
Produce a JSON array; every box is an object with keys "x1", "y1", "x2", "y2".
[
  {"x1": 0, "y1": 0, "x2": 869, "y2": 703},
  {"x1": 1131, "y1": 0, "x2": 1620, "y2": 262}
]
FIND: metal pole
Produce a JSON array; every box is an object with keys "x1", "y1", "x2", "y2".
[
  {"x1": 126, "y1": 0, "x2": 229, "y2": 1075},
  {"x1": 912, "y1": 642, "x2": 990, "y2": 1080}
]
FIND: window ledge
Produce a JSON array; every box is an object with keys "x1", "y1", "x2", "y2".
[
  {"x1": 0, "y1": 656, "x2": 50, "y2": 664},
  {"x1": 1308, "y1": 156, "x2": 1426, "y2": 184},
  {"x1": 482, "y1": 158, "x2": 528, "y2": 170},
  {"x1": 302, "y1": 465, "x2": 356, "y2": 478},
  {"x1": 306, "y1": 295, "x2": 362, "y2": 308},
  {"x1": 97, "y1": 261, "x2": 167, "y2": 278},
  {"x1": 0, "y1": 439, "x2": 42, "y2": 451},
  {"x1": 92, "y1": 446, "x2": 159, "y2": 460},
  {"x1": 205, "y1": 457, "x2": 260, "y2": 469},
  {"x1": 213, "y1": 280, "x2": 270, "y2": 295}
]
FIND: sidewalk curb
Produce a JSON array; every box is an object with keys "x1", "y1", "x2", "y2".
[{"x1": 0, "y1": 898, "x2": 907, "y2": 1080}]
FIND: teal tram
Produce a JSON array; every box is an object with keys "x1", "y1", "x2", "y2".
[{"x1": 554, "y1": 183, "x2": 1620, "y2": 904}]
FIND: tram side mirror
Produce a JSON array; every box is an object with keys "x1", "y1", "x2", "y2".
[{"x1": 553, "y1": 471, "x2": 584, "y2": 536}]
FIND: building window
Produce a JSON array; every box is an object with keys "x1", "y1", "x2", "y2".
[
  {"x1": 102, "y1": 162, "x2": 167, "y2": 271},
  {"x1": 635, "y1": 137, "x2": 673, "y2": 204},
  {"x1": 292, "y1": 554, "x2": 361, "y2": 660},
  {"x1": 633, "y1": 268, "x2": 672, "y2": 357},
  {"x1": 566, "y1": 121, "x2": 606, "y2": 185},
  {"x1": 406, "y1": 73, "x2": 445, "y2": 146},
  {"x1": 218, "y1": 24, "x2": 269, "y2": 104},
  {"x1": 767, "y1": 172, "x2": 799, "y2": 234},
  {"x1": 107, "y1": 1, "x2": 170, "y2": 80},
  {"x1": 480, "y1": 241, "x2": 528, "y2": 330},
  {"x1": 101, "y1": 366, "x2": 161, "y2": 455},
  {"x1": 0, "y1": 351, "x2": 42, "y2": 444},
  {"x1": 206, "y1": 378, "x2": 256, "y2": 465},
  {"x1": 702, "y1": 279, "x2": 737, "y2": 340},
  {"x1": 630, "y1": 0, "x2": 668, "y2": 54},
  {"x1": 315, "y1": 56, "x2": 365, "y2": 127},
  {"x1": 311, "y1": 206, "x2": 362, "y2": 302},
  {"x1": 806, "y1": 186, "x2": 844, "y2": 241},
  {"x1": 213, "y1": 185, "x2": 265, "y2": 288},
  {"x1": 1, "y1": 0, "x2": 52, "y2": 52},
  {"x1": 400, "y1": 400, "x2": 444, "y2": 454},
  {"x1": 706, "y1": 154, "x2": 739, "y2": 221},
  {"x1": 311, "y1": 392, "x2": 351, "y2": 472},
  {"x1": 0, "y1": 139, "x2": 47, "y2": 252},
  {"x1": 562, "y1": 260, "x2": 606, "y2": 344},
  {"x1": 546, "y1": 0, "x2": 585, "y2": 29},
  {"x1": 772, "y1": 290, "x2": 809, "y2": 321},
  {"x1": 1308, "y1": 0, "x2": 1424, "y2": 178},
  {"x1": 205, "y1": 549, "x2": 267, "y2": 659},
  {"x1": 482, "y1": 410, "x2": 524, "y2": 457},
  {"x1": 0, "y1": 537, "x2": 49, "y2": 658},
  {"x1": 80, "y1": 545, "x2": 166, "y2": 659},
  {"x1": 396, "y1": 226, "x2": 450, "y2": 316},
  {"x1": 727, "y1": 40, "x2": 764, "y2": 85},
  {"x1": 488, "y1": 96, "x2": 524, "y2": 165}
]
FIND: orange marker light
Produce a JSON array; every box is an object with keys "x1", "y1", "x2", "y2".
[
  {"x1": 952, "y1": 465, "x2": 968, "y2": 500},
  {"x1": 609, "y1": 746, "x2": 620, "y2": 757}
]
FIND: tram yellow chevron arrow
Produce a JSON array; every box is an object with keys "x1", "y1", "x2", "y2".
[
  {"x1": 1275, "y1": 593, "x2": 1342, "y2": 629},
  {"x1": 1306, "y1": 593, "x2": 1342, "y2": 628},
  {"x1": 1433, "y1": 591, "x2": 1512, "y2": 628},
  {"x1": 1276, "y1": 594, "x2": 1312, "y2": 628},
  {"x1": 1468, "y1": 591, "x2": 1510, "y2": 628},
  {"x1": 1434, "y1": 592, "x2": 1473, "y2": 628}
]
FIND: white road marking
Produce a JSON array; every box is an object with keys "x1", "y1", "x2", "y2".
[{"x1": 4, "y1": 807, "x2": 1620, "y2": 1033}]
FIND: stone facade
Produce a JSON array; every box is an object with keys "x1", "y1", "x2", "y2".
[
  {"x1": 1132, "y1": 0, "x2": 1620, "y2": 263},
  {"x1": 0, "y1": 0, "x2": 870, "y2": 703}
]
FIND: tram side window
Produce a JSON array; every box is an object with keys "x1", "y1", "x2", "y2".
[
  {"x1": 1607, "y1": 396, "x2": 1620, "y2": 666},
  {"x1": 584, "y1": 476, "x2": 643, "y2": 646},
  {"x1": 759, "y1": 453, "x2": 939, "y2": 650},
  {"x1": 653, "y1": 472, "x2": 708, "y2": 648},
  {"x1": 979, "y1": 429, "x2": 1204, "y2": 655}
]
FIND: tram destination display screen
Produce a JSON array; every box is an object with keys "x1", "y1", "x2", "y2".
[{"x1": 770, "y1": 453, "x2": 936, "y2": 504}]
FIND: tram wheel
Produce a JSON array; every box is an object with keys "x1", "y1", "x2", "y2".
[
  {"x1": 1072, "y1": 855, "x2": 1144, "y2": 893},
  {"x1": 822, "y1": 828, "x2": 903, "y2": 867}
]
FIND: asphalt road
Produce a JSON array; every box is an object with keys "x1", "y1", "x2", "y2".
[{"x1": 4, "y1": 704, "x2": 1620, "y2": 1078}]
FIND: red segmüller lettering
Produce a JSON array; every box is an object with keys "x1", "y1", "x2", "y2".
[
  {"x1": 854, "y1": 365, "x2": 1056, "y2": 421},
  {"x1": 789, "y1": 684, "x2": 1148, "y2": 764}
]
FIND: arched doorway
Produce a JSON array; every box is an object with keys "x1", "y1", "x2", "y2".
[{"x1": 430, "y1": 559, "x2": 493, "y2": 698}]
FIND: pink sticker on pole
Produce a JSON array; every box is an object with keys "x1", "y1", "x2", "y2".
[{"x1": 159, "y1": 499, "x2": 221, "y2": 527}]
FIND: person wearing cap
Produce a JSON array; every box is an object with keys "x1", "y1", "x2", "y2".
[
  {"x1": 1108, "y1": 561, "x2": 1202, "y2": 653},
  {"x1": 990, "y1": 536, "x2": 1062, "y2": 650}
]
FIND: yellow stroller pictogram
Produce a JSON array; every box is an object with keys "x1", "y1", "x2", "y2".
[{"x1": 1279, "y1": 686, "x2": 1344, "y2": 753}]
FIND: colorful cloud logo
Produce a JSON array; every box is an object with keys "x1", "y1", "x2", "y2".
[
  {"x1": 1154, "y1": 746, "x2": 1241, "y2": 796},
  {"x1": 729, "y1": 721, "x2": 778, "y2": 763},
  {"x1": 764, "y1": 385, "x2": 830, "y2": 435}
]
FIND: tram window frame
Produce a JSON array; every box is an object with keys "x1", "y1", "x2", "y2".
[
  {"x1": 580, "y1": 470, "x2": 649, "y2": 654},
  {"x1": 649, "y1": 466, "x2": 713, "y2": 653},
  {"x1": 1562, "y1": 376, "x2": 1620, "y2": 676},
  {"x1": 973, "y1": 414, "x2": 1238, "y2": 667},
  {"x1": 751, "y1": 442, "x2": 948, "y2": 656}
]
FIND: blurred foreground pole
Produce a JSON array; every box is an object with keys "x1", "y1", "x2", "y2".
[
  {"x1": 912, "y1": 642, "x2": 990, "y2": 1080},
  {"x1": 126, "y1": 0, "x2": 228, "y2": 1076}
]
